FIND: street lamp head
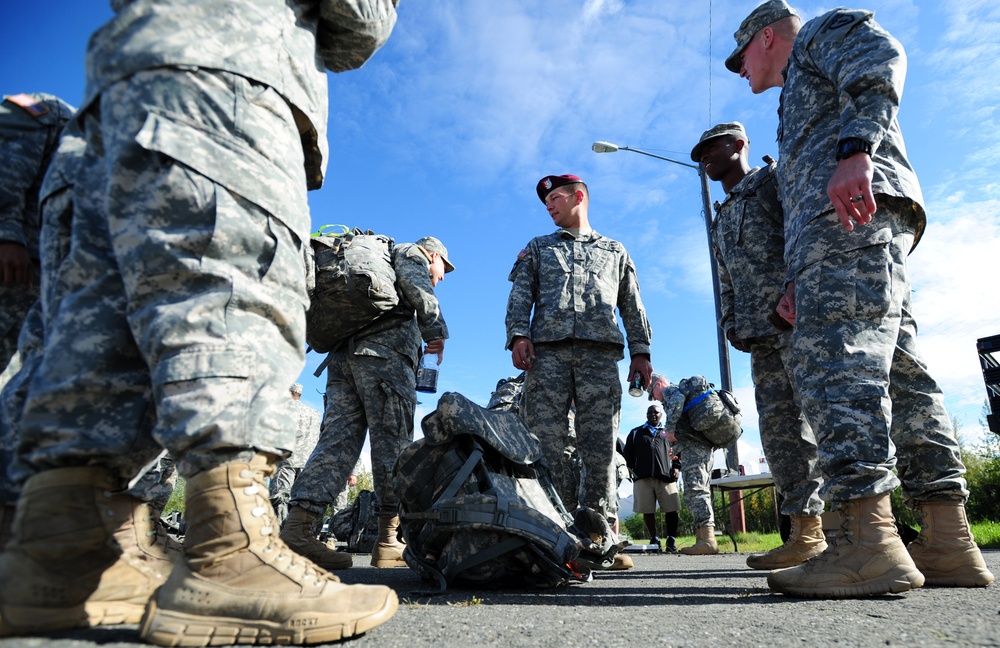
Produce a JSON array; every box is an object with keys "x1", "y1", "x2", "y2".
[{"x1": 591, "y1": 141, "x2": 619, "y2": 153}]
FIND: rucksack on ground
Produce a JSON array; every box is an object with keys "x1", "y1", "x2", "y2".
[
  {"x1": 486, "y1": 372, "x2": 526, "y2": 412},
  {"x1": 678, "y1": 375, "x2": 743, "y2": 447},
  {"x1": 327, "y1": 489, "x2": 379, "y2": 553},
  {"x1": 305, "y1": 225, "x2": 398, "y2": 353},
  {"x1": 392, "y1": 392, "x2": 620, "y2": 593}
]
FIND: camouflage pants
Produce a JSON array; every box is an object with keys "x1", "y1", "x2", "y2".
[
  {"x1": 749, "y1": 332, "x2": 824, "y2": 517},
  {"x1": 17, "y1": 69, "x2": 309, "y2": 481},
  {"x1": 290, "y1": 346, "x2": 416, "y2": 515},
  {"x1": 520, "y1": 340, "x2": 621, "y2": 519},
  {"x1": 675, "y1": 432, "x2": 715, "y2": 528},
  {"x1": 1, "y1": 129, "x2": 79, "y2": 505},
  {"x1": 269, "y1": 463, "x2": 300, "y2": 526},
  {"x1": 0, "y1": 282, "x2": 37, "y2": 378},
  {"x1": 792, "y1": 202, "x2": 967, "y2": 505}
]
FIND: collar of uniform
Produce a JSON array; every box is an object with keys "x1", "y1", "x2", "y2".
[
  {"x1": 557, "y1": 228, "x2": 599, "y2": 241},
  {"x1": 721, "y1": 165, "x2": 764, "y2": 206}
]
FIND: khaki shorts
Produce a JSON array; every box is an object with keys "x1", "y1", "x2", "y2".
[{"x1": 633, "y1": 478, "x2": 680, "y2": 514}]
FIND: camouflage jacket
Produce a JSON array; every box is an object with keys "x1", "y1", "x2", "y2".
[
  {"x1": 287, "y1": 399, "x2": 322, "y2": 469},
  {"x1": 84, "y1": 0, "x2": 397, "y2": 191},
  {"x1": 0, "y1": 94, "x2": 75, "y2": 259},
  {"x1": 779, "y1": 8, "x2": 924, "y2": 277},
  {"x1": 656, "y1": 384, "x2": 687, "y2": 433},
  {"x1": 711, "y1": 161, "x2": 786, "y2": 340},
  {"x1": 349, "y1": 242, "x2": 449, "y2": 370},
  {"x1": 505, "y1": 229, "x2": 651, "y2": 359}
]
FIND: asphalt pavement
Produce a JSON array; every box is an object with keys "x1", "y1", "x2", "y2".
[{"x1": 2, "y1": 549, "x2": 998, "y2": 648}]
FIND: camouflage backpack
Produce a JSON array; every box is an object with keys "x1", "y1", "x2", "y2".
[
  {"x1": 328, "y1": 489, "x2": 379, "y2": 553},
  {"x1": 392, "y1": 392, "x2": 621, "y2": 593},
  {"x1": 304, "y1": 225, "x2": 398, "y2": 353},
  {"x1": 678, "y1": 375, "x2": 743, "y2": 447},
  {"x1": 486, "y1": 372, "x2": 526, "y2": 412}
]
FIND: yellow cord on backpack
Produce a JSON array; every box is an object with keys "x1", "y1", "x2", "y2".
[{"x1": 312, "y1": 224, "x2": 350, "y2": 238}]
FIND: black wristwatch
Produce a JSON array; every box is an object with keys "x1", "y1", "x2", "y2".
[{"x1": 835, "y1": 138, "x2": 873, "y2": 161}]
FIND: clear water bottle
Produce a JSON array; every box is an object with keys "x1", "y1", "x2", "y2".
[{"x1": 415, "y1": 352, "x2": 439, "y2": 393}]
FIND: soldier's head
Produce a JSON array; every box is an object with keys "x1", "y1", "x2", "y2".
[
  {"x1": 691, "y1": 122, "x2": 750, "y2": 185},
  {"x1": 537, "y1": 174, "x2": 589, "y2": 230},
  {"x1": 415, "y1": 236, "x2": 455, "y2": 287},
  {"x1": 647, "y1": 373, "x2": 670, "y2": 402},
  {"x1": 289, "y1": 383, "x2": 303, "y2": 400},
  {"x1": 646, "y1": 404, "x2": 663, "y2": 426},
  {"x1": 726, "y1": 0, "x2": 801, "y2": 94}
]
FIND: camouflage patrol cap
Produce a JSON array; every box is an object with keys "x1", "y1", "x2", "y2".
[
  {"x1": 290, "y1": 383, "x2": 303, "y2": 394},
  {"x1": 690, "y1": 122, "x2": 749, "y2": 161},
  {"x1": 415, "y1": 236, "x2": 455, "y2": 273},
  {"x1": 725, "y1": 0, "x2": 799, "y2": 73},
  {"x1": 536, "y1": 174, "x2": 585, "y2": 202}
]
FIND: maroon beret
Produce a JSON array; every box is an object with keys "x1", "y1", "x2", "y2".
[{"x1": 536, "y1": 174, "x2": 584, "y2": 202}]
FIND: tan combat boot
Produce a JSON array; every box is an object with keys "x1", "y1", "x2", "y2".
[
  {"x1": 767, "y1": 494, "x2": 925, "y2": 597},
  {"x1": 0, "y1": 467, "x2": 174, "y2": 635},
  {"x1": 139, "y1": 454, "x2": 397, "y2": 646},
  {"x1": 608, "y1": 553, "x2": 635, "y2": 570},
  {"x1": 280, "y1": 505, "x2": 353, "y2": 570},
  {"x1": 907, "y1": 500, "x2": 995, "y2": 587},
  {"x1": 679, "y1": 525, "x2": 719, "y2": 555},
  {"x1": 746, "y1": 515, "x2": 827, "y2": 570},
  {"x1": 371, "y1": 515, "x2": 407, "y2": 568}
]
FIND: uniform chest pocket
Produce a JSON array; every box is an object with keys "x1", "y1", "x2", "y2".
[
  {"x1": 539, "y1": 246, "x2": 572, "y2": 275},
  {"x1": 718, "y1": 203, "x2": 747, "y2": 254}
]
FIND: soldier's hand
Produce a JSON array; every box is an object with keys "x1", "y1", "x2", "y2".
[
  {"x1": 726, "y1": 328, "x2": 750, "y2": 353},
  {"x1": 828, "y1": 154, "x2": 876, "y2": 231},
  {"x1": 511, "y1": 336, "x2": 535, "y2": 370},
  {"x1": 776, "y1": 282, "x2": 796, "y2": 326},
  {"x1": 424, "y1": 338, "x2": 445, "y2": 362},
  {"x1": 0, "y1": 242, "x2": 33, "y2": 286},
  {"x1": 628, "y1": 353, "x2": 653, "y2": 389}
]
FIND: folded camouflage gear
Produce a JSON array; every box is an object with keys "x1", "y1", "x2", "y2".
[{"x1": 393, "y1": 392, "x2": 615, "y2": 592}]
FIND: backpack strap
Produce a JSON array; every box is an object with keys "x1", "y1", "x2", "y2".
[{"x1": 683, "y1": 390, "x2": 712, "y2": 413}]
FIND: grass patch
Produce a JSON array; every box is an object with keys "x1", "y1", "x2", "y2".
[{"x1": 633, "y1": 526, "x2": 1000, "y2": 552}]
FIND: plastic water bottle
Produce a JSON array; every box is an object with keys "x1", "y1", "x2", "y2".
[
  {"x1": 415, "y1": 353, "x2": 439, "y2": 393},
  {"x1": 759, "y1": 456, "x2": 769, "y2": 474}
]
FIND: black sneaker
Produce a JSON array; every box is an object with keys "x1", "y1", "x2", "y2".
[
  {"x1": 664, "y1": 537, "x2": 678, "y2": 554},
  {"x1": 649, "y1": 536, "x2": 661, "y2": 551}
]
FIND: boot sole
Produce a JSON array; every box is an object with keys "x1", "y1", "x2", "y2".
[
  {"x1": 139, "y1": 590, "x2": 399, "y2": 646},
  {"x1": 370, "y1": 558, "x2": 408, "y2": 568},
  {"x1": 0, "y1": 601, "x2": 145, "y2": 635},
  {"x1": 919, "y1": 569, "x2": 995, "y2": 587},
  {"x1": 767, "y1": 565, "x2": 925, "y2": 598}
]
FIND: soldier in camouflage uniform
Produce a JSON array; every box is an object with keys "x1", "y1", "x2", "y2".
[
  {"x1": 0, "y1": 0, "x2": 401, "y2": 643},
  {"x1": 1, "y1": 126, "x2": 182, "y2": 556},
  {"x1": 0, "y1": 94, "x2": 75, "y2": 544},
  {"x1": 506, "y1": 174, "x2": 653, "y2": 531},
  {"x1": 693, "y1": 121, "x2": 826, "y2": 570},
  {"x1": 647, "y1": 373, "x2": 718, "y2": 555},
  {"x1": 729, "y1": 0, "x2": 993, "y2": 597},
  {"x1": 0, "y1": 94, "x2": 74, "y2": 379},
  {"x1": 269, "y1": 383, "x2": 322, "y2": 525},
  {"x1": 283, "y1": 236, "x2": 453, "y2": 570}
]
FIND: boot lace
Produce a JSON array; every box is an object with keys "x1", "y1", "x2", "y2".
[{"x1": 242, "y1": 468, "x2": 335, "y2": 588}]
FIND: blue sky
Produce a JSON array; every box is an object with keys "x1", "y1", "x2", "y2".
[{"x1": 4, "y1": 1, "x2": 1000, "y2": 491}]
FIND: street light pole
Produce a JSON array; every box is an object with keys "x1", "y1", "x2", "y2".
[
  {"x1": 592, "y1": 141, "x2": 733, "y2": 398},
  {"x1": 594, "y1": 139, "x2": 745, "y2": 533}
]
